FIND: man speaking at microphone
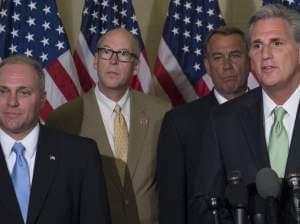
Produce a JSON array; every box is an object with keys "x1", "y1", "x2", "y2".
[{"x1": 194, "y1": 4, "x2": 300, "y2": 223}]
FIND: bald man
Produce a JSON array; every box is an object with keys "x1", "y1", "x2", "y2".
[{"x1": 46, "y1": 28, "x2": 171, "y2": 224}]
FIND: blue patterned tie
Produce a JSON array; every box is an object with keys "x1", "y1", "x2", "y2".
[{"x1": 11, "y1": 143, "x2": 30, "y2": 223}]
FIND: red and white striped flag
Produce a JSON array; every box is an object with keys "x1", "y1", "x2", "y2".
[
  {"x1": 74, "y1": 0, "x2": 155, "y2": 94},
  {"x1": 154, "y1": 0, "x2": 258, "y2": 106},
  {"x1": 0, "y1": 0, "x2": 82, "y2": 120}
]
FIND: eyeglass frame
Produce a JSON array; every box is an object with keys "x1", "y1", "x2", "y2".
[{"x1": 96, "y1": 47, "x2": 139, "y2": 63}]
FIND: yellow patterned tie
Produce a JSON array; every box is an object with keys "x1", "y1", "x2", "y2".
[
  {"x1": 114, "y1": 104, "x2": 129, "y2": 163},
  {"x1": 268, "y1": 107, "x2": 289, "y2": 178}
]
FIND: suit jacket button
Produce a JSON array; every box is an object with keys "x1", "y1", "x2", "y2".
[{"x1": 125, "y1": 199, "x2": 129, "y2": 205}]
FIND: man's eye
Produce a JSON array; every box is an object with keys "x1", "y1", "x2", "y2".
[
  {"x1": 120, "y1": 51, "x2": 130, "y2": 56},
  {"x1": 272, "y1": 41, "x2": 282, "y2": 46},
  {"x1": 231, "y1": 53, "x2": 241, "y2": 59},
  {"x1": 18, "y1": 90, "x2": 31, "y2": 96},
  {"x1": 0, "y1": 89, "x2": 8, "y2": 95},
  {"x1": 252, "y1": 43, "x2": 261, "y2": 49},
  {"x1": 212, "y1": 56, "x2": 223, "y2": 61},
  {"x1": 103, "y1": 49, "x2": 111, "y2": 54}
]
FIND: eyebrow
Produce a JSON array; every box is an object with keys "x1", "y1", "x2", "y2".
[
  {"x1": 252, "y1": 37, "x2": 282, "y2": 44},
  {"x1": 210, "y1": 50, "x2": 242, "y2": 55},
  {"x1": 101, "y1": 44, "x2": 133, "y2": 51}
]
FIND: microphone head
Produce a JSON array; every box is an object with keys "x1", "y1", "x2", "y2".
[
  {"x1": 225, "y1": 182, "x2": 248, "y2": 208},
  {"x1": 206, "y1": 196, "x2": 222, "y2": 211},
  {"x1": 253, "y1": 194, "x2": 266, "y2": 214},
  {"x1": 228, "y1": 170, "x2": 242, "y2": 184},
  {"x1": 256, "y1": 168, "x2": 281, "y2": 199},
  {"x1": 287, "y1": 173, "x2": 300, "y2": 190},
  {"x1": 225, "y1": 172, "x2": 248, "y2": 208}
]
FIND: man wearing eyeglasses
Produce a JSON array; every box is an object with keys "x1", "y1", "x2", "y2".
[{"x1": 46, "y1": 28, "x2": 171, "y2": 224}]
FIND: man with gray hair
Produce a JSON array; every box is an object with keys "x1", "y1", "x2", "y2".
[
  {"x1": 0, "y1": 55, "x2": 110, "y2": 224},
  {"x1": 158, "y1": 25, "x2": 249, "y2": 224},
  {"x1": 193, "y1": 4, "x2": 300, "y2": 223}
]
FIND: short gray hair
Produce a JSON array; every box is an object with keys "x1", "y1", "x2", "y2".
[
  {"x1": 247, "y1": 4, "x2": 300, "y2": 45},
  {"x1": 0, "y1": 55, "x2": 45, "y2": 91},
  {"x1": 204, "y1": 25, "x2": 247, "y2": 58}
]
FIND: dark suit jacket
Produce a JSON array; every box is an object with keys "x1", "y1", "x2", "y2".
[
  {"x1": 157, "y1": 92, "x2": 218, "y2": 224},
  {"x1": 194, "y1": 87, "x2": 300, "y2": 223},
  {"x1": 0, "y1": 125, "x2": 110, "y2": 224}
]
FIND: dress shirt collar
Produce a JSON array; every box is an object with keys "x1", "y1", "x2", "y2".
[
  {"x1": 213, "y1": 88, "x2": 248, "y2": 105},
  {"x1": 0, "y1": 124, "x2": 40, "y2": 159},
  {"x1": 94, "y1": 87, "x2": 130, "y2": 113},
  {"x1": 214, "y1": 89, "x2": 228, "y2": 104},
  {"x1": 263, "y1": 85, "x2": 300, "y2": 119}
]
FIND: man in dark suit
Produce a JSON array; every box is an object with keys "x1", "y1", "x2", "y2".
[
  {"x1": 157, "y1": 26, "x2": 250, "y2": 224},
  {"x1": 194, "y1": 4, "x2": 300, "y2": 223},
  {"x1": 0, "y1": 55, "x2": 110, "y2": 224}
]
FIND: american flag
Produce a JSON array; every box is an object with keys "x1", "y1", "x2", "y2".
[
  {"x1": 74, "y1": 0, "x2": 154, "y2": 94},
  {"x1": 263, "y1": 0, "x2": 300, "y2": 12},
  {"x1": 154, "y1": 0, "x2": 258, "y2": 106},
  {"x1": 0, "y1": 0, "x2": 81, "y2": 120}
]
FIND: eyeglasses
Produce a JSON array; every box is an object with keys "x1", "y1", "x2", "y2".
[{"x1": 97, "y1": 47, "x2": 138, "y2": 63}]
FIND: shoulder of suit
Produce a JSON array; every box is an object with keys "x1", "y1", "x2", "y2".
[
  {"x1": 40, "y1": 125, "x2": 99, "y2": 159},
  {"x1": 164, "y1": 94, "x2": 217, "y2": 120},
  {"x1": 47, "y1": 96, "x2": 83, "y2": 120},
  {"x1": 41, "y1": 124, "x2": 95, "y2": 145},
  {"x1": 131, "y1": 89, "x2": 172, "y2": 111},
  {"x1": 45, "y1": 95, "x2": 84, "y2": 135},
  {"x1": 214, "y1": 87, "x2": 261, "y2": 116}
]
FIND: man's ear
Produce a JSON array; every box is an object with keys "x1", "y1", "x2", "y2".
[
  {"x1": 132, "y1": 60, "x2": 140, "y2": 76},
  {"x1": 204, "y1": 58, "x2": 211, "y2": 77},
  {"x1": 298, "y1": 47, "x2": 300, "y2": 64},
  {"x1": 93, "y1": 54, "x2": 98, "y2": 70},
  {"x1": 40, "y1": 90, "x2": 46, "y2": 109}
]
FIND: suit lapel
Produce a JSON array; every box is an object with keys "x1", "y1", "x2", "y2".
[
  {"x1": 80, "y1": 89, "x2": 123, "y2": 191},
  {"x1": 0, "y1": 146, "x2": 23, "y2": 223},
  {"x1": 127, "y1": 91, "x2": 149, "y2": 180},
  {"x1": 27, "y1": 126, "x2": 59, "y2": 224},
  {"x1": 207, "y1": 90, "x2": 219, "y2": 106},
  {"x1": 285, "y1": 100, "x2": 300, "y2": 175},
  {"x1": 239, "y1": 89, "x2": 269, "y2": 170}
]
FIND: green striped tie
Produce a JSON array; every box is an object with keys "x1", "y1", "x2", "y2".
[{"x1": 268, "y1": 107, "x2": 289, "y2": 178}]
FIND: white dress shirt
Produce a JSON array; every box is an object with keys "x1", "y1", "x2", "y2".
[
  {"x1": 0, "y1": 124, "x2": 39, "y2": 184},
  {"x1": 214, "y1": 89, "x2": 229, "y2": 104},
  {"x1": 94, "y1": 87, "x2": 130, "y2": 156},
  {"x1": 263, "y1": 85, "x2": 300, "y2": 147}
]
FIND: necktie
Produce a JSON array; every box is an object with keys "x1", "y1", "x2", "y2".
[
  {"x1": 268, "y1": 107, "x2": 289, "y2": 178},
  {"x1": 11, "y1": 143, "x2": 30, "y2": 223},
  {"x1": 114, "y1": 104, "x2": 129, "y2": 162},
  {"x1": 114, "y1": 104, "x2": 129, "y2": 184}
]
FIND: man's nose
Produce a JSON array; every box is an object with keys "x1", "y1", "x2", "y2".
[
  {"x1": 223, "y1": 57, "x2": 233, "y2": 69},
  {"x1": 262, "y1": 45, "x2": 272, "y2": 59},
  {"x1": 109, "y1": 52, "x2": 119, "y2": 64},
  {"x1": 7, "y1": 92, "x2": 19, "y2": 107}
]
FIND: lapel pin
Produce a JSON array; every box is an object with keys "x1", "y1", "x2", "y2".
[
  {"x1": 49, "y1": 155, "x2": 56, "y2": 161},
  {"x1": 140, "y1": 118, "x2": 148, "y2": 126}
]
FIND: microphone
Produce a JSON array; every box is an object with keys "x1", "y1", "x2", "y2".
[
  {"x1": 256, "y1": 168, "x2": 281, "y2": 224},
  {"x1": 225, "y1": 171, "x2": 249, "y2": 224},
  {"x1": 287, "y1": 173, "x2": 300, "y2": 224},
  {"x1": 206, "y1": 196, "x2": 222, "y2": 224},
  {"x1": 252, "y1": 195, "x2": 266, "y2": 224}
]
